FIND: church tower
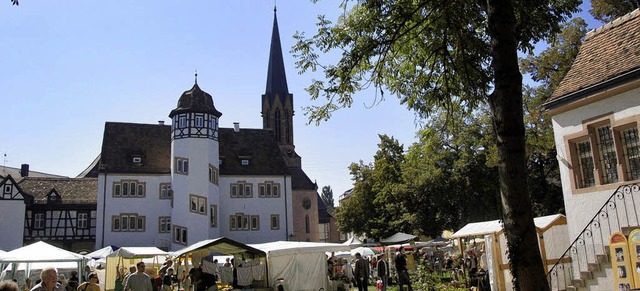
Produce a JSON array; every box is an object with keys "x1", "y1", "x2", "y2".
[
  {"x1": 168, "y1": 77, "x2": 222, "y2": 249},
  {"x1": 262, "y1": 7, "x2": 300, "y2": 167}
]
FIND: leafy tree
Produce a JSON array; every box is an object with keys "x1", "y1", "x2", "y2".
[
  {"x1": 334, "y1": 161, "x2": 376, "y2": 236},
  {"x1": 369, "y1": 134, "x2": 409, "y2": 240},
  {"x1": 403, "y1": 106, "x2": 500, "y2": 237},
  {"x1": 11, "y1": 0, "x2": 18, "y2": 5},
  {"x1": 321, "y1": 185, "x2": 335, "y2": 208},
  {"x1": 590, "y1": 0, "x2": 639, "y2": 22},
  {"x1": 520, "y1": 18, "x2": 588, "y2": 216},
  {"x1": 294, "y1": 1, "x2": 579, "y2": 289},
  {"x1": 334, "y1": 135, "x2": 409, "y2": 240}
]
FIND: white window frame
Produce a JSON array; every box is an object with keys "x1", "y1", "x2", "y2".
[
  {"x1": 159, "y1": 216, "x2": 171, "y2": 233},
  {"x1": 270, "y1": 214, "x2": 280, "y2": 230},
  {"x1": 189, "y1": 194, "x2": 207, "y2": 215},
  {"x1": 34, "y1": 212, "x2": 45, "y2": 230},
  {"x1": 173, "y1": 225, "x2": 188, "y2": 245},
  {"x1": 175, "y1": 157, "x2": 189, "y2": 175},
  {"x1": 210, "y1": 205, "x2": 217, "y2": 227},
  {"x1": 251, "y1": 215, "x2": 260, "y2": 231},
  {"x1": 160, "y1": 183, "x2": 172, "y2": 199},
  {"x1": 209, "y1": 164, "x2": 219, "y2": 185},
  {"x1": 195, "y1": 116, "x2": 204, "y2": 128},
  {"x1": 112, "y1": 214, "x2": 145, "y2": 232},
  {"x1": 77, "y1": 212, "x2": 89, "y2": 229}
]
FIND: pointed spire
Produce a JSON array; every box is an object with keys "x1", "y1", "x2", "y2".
[
  {"x1": 265, "y1": 6, "x2": 289, "y2": 97},
  {"x1": 195, "y1": 70, "x2": 198, "y2": 85}
]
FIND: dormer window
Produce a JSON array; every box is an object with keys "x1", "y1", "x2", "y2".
[
  {"x1": 47, "y1": 191, "x2": 61, "y2": 204},
  {"x1": 241, "y1": 160, "x2": 249, "y2": 166},
  {"x1": 132, "y1": 157, "x2": 142, "y2": 164}
]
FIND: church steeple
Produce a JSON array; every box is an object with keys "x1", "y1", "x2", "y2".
[
  {"x1": 262, "y1": 7, "x2": 299, "y2": 168},
  {"x1": 265, "y1": 7, "x2": 289, "y2": 99}
]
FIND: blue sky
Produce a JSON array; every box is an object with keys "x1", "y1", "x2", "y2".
[{"x1": 0, "y1": 1, "x2": 601, "y2": 203}]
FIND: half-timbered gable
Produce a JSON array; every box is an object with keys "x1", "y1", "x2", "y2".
[{"x1": 18, "y1": 177, "x2": 98, "y2": 252}]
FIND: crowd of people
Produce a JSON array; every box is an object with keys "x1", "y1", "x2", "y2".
[
  {"x1": 326, "y1": 246, "x2": 418, "y2": 291},
  {"x1": 0, "y1": 266, "x2": 100, "y2": 291},
  {"x1": 325, "y1": 244, "x2": 489, "y2": 291}
]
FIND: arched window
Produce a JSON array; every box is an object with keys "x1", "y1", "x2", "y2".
[
  {"x1": 305, "y1": 215, "x2": 310, "y2": 234},
  {"x1": 275, "y1": 109, "x2": 282, "y2": 142},
  {"x1": 285, "y1": 111, "x2": 291, "y2": 144}
]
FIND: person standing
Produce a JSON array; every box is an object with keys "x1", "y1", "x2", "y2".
[
  {"x1": 76, "y1": 273, "x2": 100, "y2": 291},
  {"x1": 353, "y1": 253, "x2": 369, "y2": 291},
  {"x1": 340, "y1": 258, "x2": 355, "y2": 290},
  {"x1": 122, "y1": 265, "x2": 137, "y2": 291},
  {"x1": 124, "y1": 262, "x2": 152, "y2": 291},
  {"x1": 114, "y1": 265, "x2": 125, "y2": 291},
  {"x1": 30, "y1": 267, "x2": 65, "y2": 291},
  {"x1": 376, "y1": 254, "x2": 389, "y2": 291},
  {"x1": 394, "y1": 247, "x2": 413, "y2": 291}
]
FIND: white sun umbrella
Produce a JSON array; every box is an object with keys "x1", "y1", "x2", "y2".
[{"x1": 350, "y1": 246, "x2": 379, "y2": 258}]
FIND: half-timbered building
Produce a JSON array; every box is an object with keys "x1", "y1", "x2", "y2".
[{"x1": 0, "y1": 165, "x2": 97, "y2": 252}]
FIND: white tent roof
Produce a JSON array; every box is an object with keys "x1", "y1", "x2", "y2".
[
  {"x1": 86, "y1": 246, "x2": 117, "y2": 260},
  {"x1": 534, "y1": 214, "x2": 566, "y2": 231},
  {"x1": 106, "y1": 247, "x2": 167, "y2": 259},
  {"x1": 380, "y1": 232, "x2": 418, "y2": 244},
  {"x1": 451, "y1": 214, "x2": 567, "y2": 238},
  {"x1": 0, "y1": 241, "x2": 87, "y2": 263},
  {"x1": 342, "y1": 236, "x2": 363, "y2": 247},
  {"x1": 249, "y1": 241, "x2": 350, "y2": 256},
  {"x1": 171, "y1": 237, "x2": 265, "y2": 258},
  {"x1": 451, "y1": 219, "x2": 503, "y2": 238}
]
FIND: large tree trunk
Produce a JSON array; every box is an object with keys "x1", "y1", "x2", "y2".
[{"x1": 486, "y1": 1, "x2": 550, "y2": 290}]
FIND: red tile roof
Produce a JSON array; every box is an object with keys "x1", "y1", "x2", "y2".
[{"x1": 548, "y1": 9, "x2": 640, "y2": 102}]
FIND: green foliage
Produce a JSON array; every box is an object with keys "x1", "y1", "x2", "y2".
[
  {"x1": 412, "y1": 265, "x2": 468, "y2": 291},
  {"x1": 590, "y1": 0, "x2": 639, "y2": 23},
  {"x1": 519, "y1": 18, "x2": 588, "y2": 216},
  {"x1": 296, "y1": 1, "x2": 580, "y2": 290},
  {"x1": 335, "y1": 161, "x2": 376, "y2": 236},
  {"x1": 321, "y1": 185, "x2": 335, "y2": 208}
]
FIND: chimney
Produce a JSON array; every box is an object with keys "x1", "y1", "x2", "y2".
[
  {"x1": 158, "y1": 120, "x2": 165, "y2": 125},
  {"x1": 233, "y1": 122, "x2": 240, "y2": 132},
  {"x1": 20, "y1": 164, "x2": 29, "y2": 177}
]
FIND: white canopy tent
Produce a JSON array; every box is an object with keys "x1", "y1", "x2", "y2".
[
  {"x1": 0, "y1": 241, "x2": 87, "y2": 286},
  {"x1": 341, "y1": 236, "x2": 363, "y2": 248},
  {"x1": 104, "y1": 247, "x2": 168, "y2": 291},
  {"x1": 85, "y1": 245, "x2": 118, "y2": 269},
  {"x1": 380, "y1": 232, "x2": 418, "y2": 245},
  {"x1": 249, "y1": 241, "x2": 350, "y2": 291},
  {"x1": 451, "y1": 214, "x2": 569, "y2": 291}
]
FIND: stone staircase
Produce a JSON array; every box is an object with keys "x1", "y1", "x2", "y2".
[{"x1": 547, "y1": 183, "x2": 640, "y2": 291}]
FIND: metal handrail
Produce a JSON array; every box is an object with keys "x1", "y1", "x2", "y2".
[{"x1": 547, "y1": 182, "x2": 640, "y2": 290}]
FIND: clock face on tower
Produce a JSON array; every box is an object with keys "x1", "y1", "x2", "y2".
[{"x1": 302, "y1": 197, "x2": 311, "y2": 210}]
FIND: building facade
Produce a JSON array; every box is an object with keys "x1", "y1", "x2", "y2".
[
  {"x1": 94, "y1": 9, "x2": 320, "y2": 251},
  {"x1": 544, "y1": 9, "x2": 640, "y2": 290},
  {"x1": 0, "y1": 165, "x2": 96, "y2": 252}
]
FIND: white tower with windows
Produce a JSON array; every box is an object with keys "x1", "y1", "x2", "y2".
[{"x1": 168, "y1": 78, "x2": 222, "y2": 249}]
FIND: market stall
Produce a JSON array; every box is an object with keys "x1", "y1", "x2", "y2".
[
  {"x1": 104, "y1": 247, "x2": 168, "y2": 291},
  {"x1": 249, "y1": 241, "x2": 350, "y2": 291},
  {"x1": 171, "y1": 237, "x2": 268, "y2": 290},
  {"x1": 451, "y1": 214, "x2": 569, "y2": 291},
  {"x1": 0, "y1": 241, "x2": 87, "y2": 288}
]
